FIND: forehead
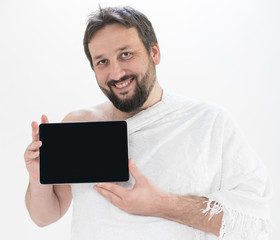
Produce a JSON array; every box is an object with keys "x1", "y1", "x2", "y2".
[{"x1": 88, "y1": 24, "x2": 144, "y2": 58}]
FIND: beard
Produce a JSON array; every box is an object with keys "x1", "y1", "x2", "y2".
[{"x1": 98, "y1": 60, "x2": 156, "y2": 113}]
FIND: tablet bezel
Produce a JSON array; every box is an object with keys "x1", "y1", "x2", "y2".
[{"x1": 39, "y1": 121, "x2": 129, "y2": 184}]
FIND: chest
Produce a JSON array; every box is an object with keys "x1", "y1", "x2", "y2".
[{"x1": 127, "y1": 119, "x2": 223, "y2": 196}]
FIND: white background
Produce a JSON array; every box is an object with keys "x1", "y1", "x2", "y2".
[{"x1": 0, "y1": 0, "x2": 279, "y2": 239}]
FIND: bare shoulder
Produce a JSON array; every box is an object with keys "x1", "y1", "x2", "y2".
[
  {"x1": 62, "y1": 102, "x2": 112, "y2": 123},
  {"x1": 53, "y1": 102, "x2": 111, "y2": 212}
]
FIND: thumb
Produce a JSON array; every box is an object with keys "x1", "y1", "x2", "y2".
[{"x1": 129, "y1": 158, "x2": 146, "y2": 183}]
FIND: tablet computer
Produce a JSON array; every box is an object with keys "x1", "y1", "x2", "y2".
[{"x1": 39, "y1": 121, "x2": 129, "y2": 184}]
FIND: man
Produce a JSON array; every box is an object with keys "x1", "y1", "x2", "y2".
[{"x1": 24, "y1": 6, "x2": 272, "y2": 239}]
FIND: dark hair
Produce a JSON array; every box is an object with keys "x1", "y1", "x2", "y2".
[{"x1": 83, "y1": 6, "x2": 158, "y2": 70}]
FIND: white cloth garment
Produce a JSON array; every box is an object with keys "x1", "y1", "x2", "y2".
[{"x1": 70, "y1": 91, "x2": 272, "y2": 240}]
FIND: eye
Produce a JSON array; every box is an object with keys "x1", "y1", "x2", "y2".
[
  {"x1": 121, "y1": 52, "x2": 132, "y2": 58},
  {"x1": 97, "y1": 59, "x2": 107, "y2": 66}
]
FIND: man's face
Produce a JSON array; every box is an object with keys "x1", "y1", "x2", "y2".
[{"x1": 88, "y1": 24, "x2": 158, "y2": 113}]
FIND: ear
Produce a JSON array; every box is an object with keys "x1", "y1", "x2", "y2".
[{"x1": 150, "y1": 44, "x2": 161, "y2": 65}]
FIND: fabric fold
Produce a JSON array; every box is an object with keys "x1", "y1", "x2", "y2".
[
  {"x1": 126, "y1": 91, "x2": 199, "y2": 135},
  {"x1": 71, "y1": 91, "x2": 272, "y2": 240},
  {"x1": 201, "y1": 109, "x2": 272, "y2": 239}
]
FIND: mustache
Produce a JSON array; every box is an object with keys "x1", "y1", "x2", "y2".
[{"x1": 107, "y1": 74, "x2": 137, "y2": 86}]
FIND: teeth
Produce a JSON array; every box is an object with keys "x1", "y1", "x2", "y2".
[{"x1": 115, "y1": 80, "x2": 130, "y2": 89}]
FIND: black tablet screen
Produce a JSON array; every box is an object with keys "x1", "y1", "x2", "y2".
[{"x1": 39, "y1": 121, "x2": 129, "y2": 184}]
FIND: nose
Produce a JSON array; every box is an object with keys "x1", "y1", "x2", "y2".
[{"x1": 109, "y1": 60, "x2": 126, "y2": 81}]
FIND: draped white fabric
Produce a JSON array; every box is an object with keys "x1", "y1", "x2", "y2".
[{"x1": 71, "y1": 91, "x2": 272, "y2": 240}]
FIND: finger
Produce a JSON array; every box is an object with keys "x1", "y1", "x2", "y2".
[
  {"x1": 24, "y1": 150, "x2": 40, "y2": 161},
  {"x1": 94, "y1": 183, "x2": 128, "y2": 199},
  {"x1": 31, "y1": 121, "x2": 39, "y2": 141},
  {"x1": 28, "y1": 140, "x2": 42, "y2": 151},
  {"x1": 41, "y1": 114, "x2": 49, "y2": 123},
  {"x1": 94, "y1": 184, "x2": 123, "y2": 207}
]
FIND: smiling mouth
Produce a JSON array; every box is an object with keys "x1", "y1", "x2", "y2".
[{"x1": 112, "y1": 77, "x2": 135, "y2": 89}]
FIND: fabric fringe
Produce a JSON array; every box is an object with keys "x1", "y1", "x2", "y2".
[
  {"x1": 201, "y1": 199, "x2": 271, "y2": 240},
  {"x1": 202, "y1": 200, "x2": 223, "y2": 221}
]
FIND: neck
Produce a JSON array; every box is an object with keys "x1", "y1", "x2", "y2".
[{"x1": 111, "y1": 81, "x2": 163, "y2": 121}]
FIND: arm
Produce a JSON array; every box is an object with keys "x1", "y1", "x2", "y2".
[
  {"x1": 94, "y1": 158, "x2": 222, "y2": 236},
  {"x1": 158, "y1": 195, "x2": 222, "y2": 236},
  {"x1": 25, "y1": 179, "x2": 72, "y2": 227},
  {"x1": 24, "y1": 115, "x2": 72, "y2": 227}
]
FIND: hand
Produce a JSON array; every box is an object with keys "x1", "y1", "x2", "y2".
[
  {"x1": 24, "y1": 115, "x2": 49, "y2": 182},
  {"x1": 94, "y1": 158, "x2": 169, "y2": 217}
]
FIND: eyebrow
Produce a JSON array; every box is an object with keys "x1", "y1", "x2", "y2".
[{"x1": 93, "y1": 45, "x2": 131, "y2": 62}]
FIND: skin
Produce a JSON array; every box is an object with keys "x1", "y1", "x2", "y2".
[{"x1": 24, "y1": 24, "x2": 222, "y2": 235}]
